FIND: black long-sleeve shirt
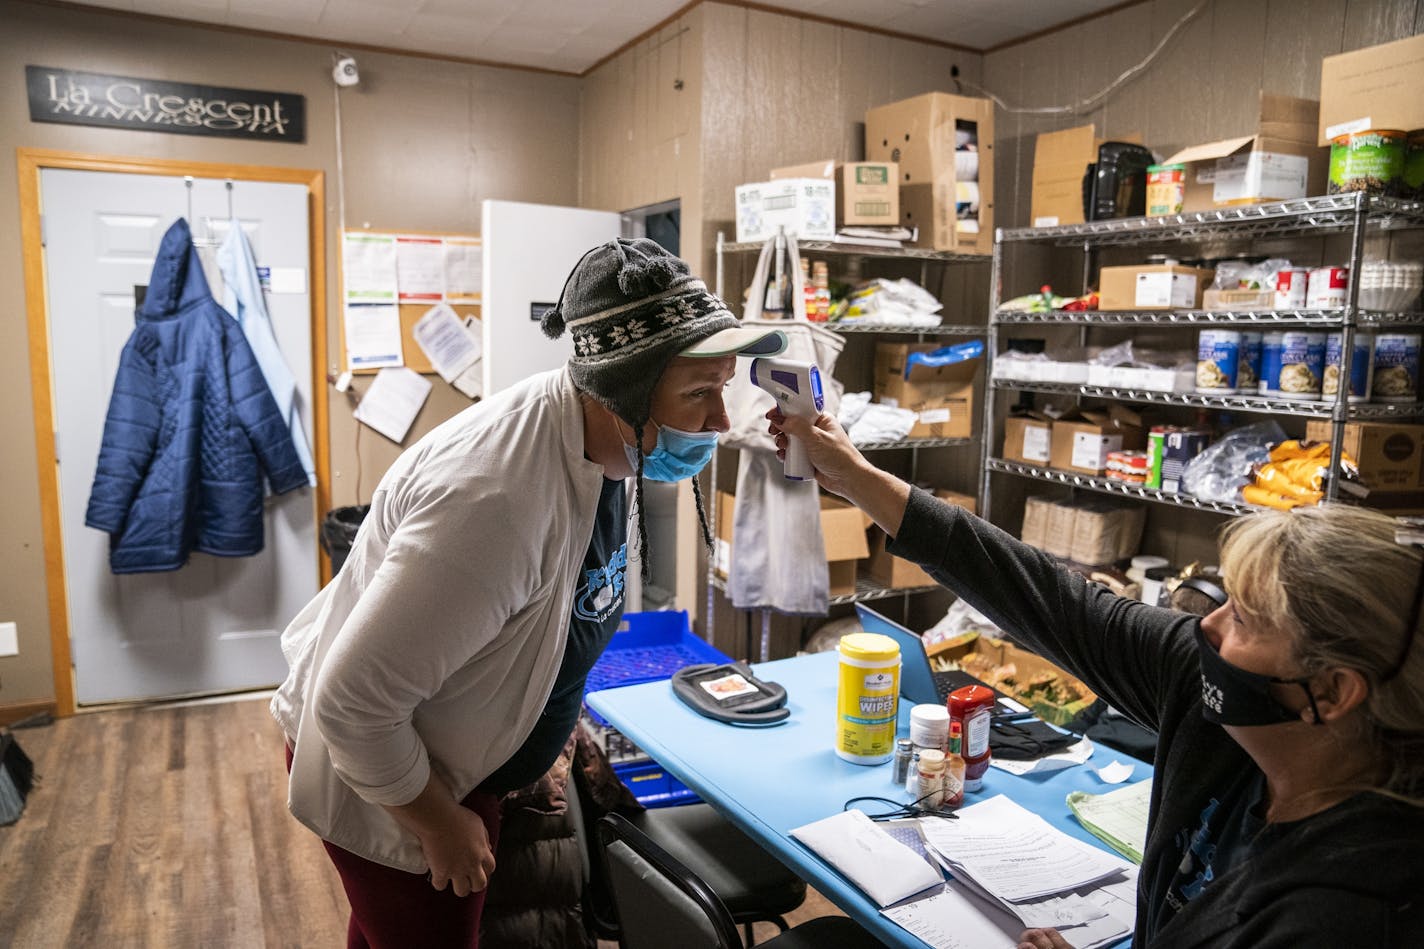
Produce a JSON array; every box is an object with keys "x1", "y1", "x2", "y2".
[{"x1": 888, "y1": 487, "x2": 1424, "y2": 948}]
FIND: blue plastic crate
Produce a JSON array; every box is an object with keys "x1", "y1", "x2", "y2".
[
  {"x1": 582, "y1": 610, "x2": 730, "y2": 726},
  {"x1": 582, "y1": 610, "x2": 729, "y2": 807},
  {"x1": 612, "y1": 759, "x2": 700, "y2": 809}
]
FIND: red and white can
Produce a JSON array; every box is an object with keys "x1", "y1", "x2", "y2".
[
  {"x1": 1307, "y1": 265, "x2": 1350, "y2": 308},
  {"x1": 1273, "y1": 267, "x2": 1310, "y2": 308}
]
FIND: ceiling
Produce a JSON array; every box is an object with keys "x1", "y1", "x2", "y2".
[{"x1": 63, "y1": 0, "x2": 1132, "y2": 74}]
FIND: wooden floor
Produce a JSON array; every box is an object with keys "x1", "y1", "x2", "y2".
[{"x1": 0, "y1": 696, "x2": 842, "y2": 948}]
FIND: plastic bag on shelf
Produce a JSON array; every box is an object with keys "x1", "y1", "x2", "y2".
[
  {"x1": 838, "y1": 390, "x2": 871, "y2": 430},
  {"x1": 834, "y1": 277, "x2": 942, "y2": 325},
  {"x1": 1090, "y1": 340, "x2": 1136, "y2": 366},
  {"x1": 1180, "y1": 421, "x2": 1287, "y2": 502},
  {"x1": 1211, "y1": 258, "x2": 1293, "y2": 291}
]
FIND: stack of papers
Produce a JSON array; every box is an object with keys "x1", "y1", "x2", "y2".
[
  {"x1": 1066, "y1": 778, "x2": 1152, "y2": 864},
  {"x1": 884, "y1": 795, "x2": 1137, "y2": 949}
]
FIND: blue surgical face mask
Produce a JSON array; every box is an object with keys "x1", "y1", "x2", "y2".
[{"x1": 624, "y1": 419, "x2": 719, "y2": 482}]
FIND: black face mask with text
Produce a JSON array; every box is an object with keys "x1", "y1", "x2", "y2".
[{"x1": 1195, "y1": 626, "x2": 1321, "y2": 727}]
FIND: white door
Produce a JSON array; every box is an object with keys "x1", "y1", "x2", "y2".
[
  {"x1": 480, "y1": 200, "x2": 621, "y2": 395},
  {"x1": 41, "y1": 168, "x2": 318, "y2": 704}
]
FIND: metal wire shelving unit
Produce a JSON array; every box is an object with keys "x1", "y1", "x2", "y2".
[
  {"x1": 709, "y1": 232, "x2": 989, "y2": 658},
  {"x1": 981, "y1": 191, "x2": 1424, "y2": 521}
]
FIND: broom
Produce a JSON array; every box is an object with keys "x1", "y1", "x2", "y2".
[{"x1": 0, "y1": 731, "x2": 35, "y2": 826}]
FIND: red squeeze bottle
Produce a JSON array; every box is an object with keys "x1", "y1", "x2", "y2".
[{"x1": 946, "y1": 685, "x2": 995, "y2": 792}]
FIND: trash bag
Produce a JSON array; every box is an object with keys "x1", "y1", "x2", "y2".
[{"x1": 320, "y1": 505, "x2": 370, "y2": 574}]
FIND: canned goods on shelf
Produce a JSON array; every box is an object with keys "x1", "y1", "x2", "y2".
[
  {"x1": 1372, "y1": 334, "x2": 1421, "y2": 403},
  {"x1": 1196, "y1": 329, "x2": 1241, "y2": 394},
  {"x1": 1307, "y1": 266, "x2": 1349, "y2": 308},
  {"x1": 1323, "y1": 332, "x2": 1373, "y2": 403},
  {"x1": 1273, "y1": 267, "x2": 1310, "y2": 309},
  {"x1": 1261, "y1": 331, "x2": 1325, "y2": 399},
  {"x1": 1329, "y1": 129, "x2": 1407, "y2": 196}
]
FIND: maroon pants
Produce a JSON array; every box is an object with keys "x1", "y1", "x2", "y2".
[{"x1": 286, "y1": 744, "x2": 502, "y2": 949}]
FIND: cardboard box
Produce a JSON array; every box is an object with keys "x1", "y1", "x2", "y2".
[
  {"x1": 873, "y1": 342, "x2": 980, "y2": 439},
  {"x1": 1304, "y1": 421, "x2": 1424, "y2": 494},
  {"x1": 1049, "y1": 406, "x2": 1145, "y2": 474},
  {"x1": 938, "y1": 637, "x2": 1097, "y2": 726},
  {"x1": 1003, "y1": 412, "x2": 1053, "y2": 465},
  {"x1": 734, "y1": 178, "x2": 836, "y2": 243},
  {"x1": 770, "y1": 160, "x2": 900, "y2": 227},
  {"x1": 1319, "y1": 33, "x2": 1424, "y2": 144},
  {"x1": 1031, "y1": 125, "x2": 1095, "y2": 228},
  {"x1": 865, "y1": 489, "x2": 976, "y2": 590},
  {"x1": 1099, "y1": 264, "x2": 1215, "y2": 311},
  {"x1": 865, "y1": 92, "x2": 994, "y2": 254},
  {"x1": 1162, "y1": 94, "x2": 1326, "y2": 211},
  {"x1": 770, "y1": 159, "x2": 836, "y2": 180},
  {"x1": 713, "y1": 491, "x2": 870, "y2": 596},
  {"x1": 838, "y1": 162, "x2": 899, "y2": 226}
]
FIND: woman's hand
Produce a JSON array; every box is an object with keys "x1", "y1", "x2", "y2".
[
  {"x1": 382, "y1": 772, "x2": 496, "y2": 897},
  {"x1": 765, "y1": 407, "x2": 869, "y2": 500},
  {"x1": 768, "y1": 408, "x2": 912, "y2": 537},
  {"x1": 1017, "y1": 927, "x2": 1075, "y2": 949},
  {"x1": 415, "y1": 804, "x2": 496, "y2": 897}
]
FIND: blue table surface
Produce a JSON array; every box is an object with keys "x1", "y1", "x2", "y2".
[{"x1": 586, "y1": 649, "x2": 1151, "y2": 949}]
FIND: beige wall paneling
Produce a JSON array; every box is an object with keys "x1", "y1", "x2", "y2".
[
  {"x1": 580, "y1": 8, "x2": 708, "y2": 622},
  {"x1": 0, "y1": 1, "x2": 581, "y2": 707}
]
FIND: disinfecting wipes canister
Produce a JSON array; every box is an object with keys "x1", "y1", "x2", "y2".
[{"x1": 836, "y1": 633, "x2": 901, "y2": 765}]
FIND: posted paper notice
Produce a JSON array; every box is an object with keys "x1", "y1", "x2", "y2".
[
  {"x1": 344, "y1": 304, "x2": 404, "y2": 370},
  {"x1": 444, "y1": 238, "x2": 483, "y2": 302},
  {"x1": 343, "y1": 233, "x2": 398, "y2": 303},
  {"x1": 353, "y1": 367, "x2": 432, "y2": 444},
  {"x1": 413, "y1": 303, "x2": 482, "y2": 382},
  {"x1": 396, "y1": 236, "x2": 445, "y2": 302}
]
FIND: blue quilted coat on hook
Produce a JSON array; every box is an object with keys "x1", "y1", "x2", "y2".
[{"x1": 85, "y1": 217, "x2": 309, "y2": 573}]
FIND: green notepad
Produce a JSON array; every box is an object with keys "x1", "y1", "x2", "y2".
[{"x1": 1066, "y1": 778, "x2": 1152, "y2": 864}]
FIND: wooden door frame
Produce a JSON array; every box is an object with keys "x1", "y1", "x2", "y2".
[{"x1": 16, "y1": 148, "x2": 330, "y2": 717}]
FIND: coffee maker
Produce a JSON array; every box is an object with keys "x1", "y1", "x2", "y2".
[{"x1": 1082, "y1": 142, "x2": 1155, "y2": 220}]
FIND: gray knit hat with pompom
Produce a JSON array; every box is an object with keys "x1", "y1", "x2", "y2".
[{"x1": 540, "y1": 238, "x2": 784, "y2": 429}]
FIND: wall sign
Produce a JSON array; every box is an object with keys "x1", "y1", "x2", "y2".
[{"x1": 26, "y1": 65, "x2": 306, "y2": 143}]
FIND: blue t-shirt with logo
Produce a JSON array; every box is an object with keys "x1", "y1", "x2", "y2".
[
  {"x1": 1161, "y1": 768, "x2": 1265, "y2": 922},
  {"x1": 479, "y1": 476, "x2": 628, "y2": 794}
]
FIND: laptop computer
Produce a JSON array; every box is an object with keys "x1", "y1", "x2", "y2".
[{"x1": 854, "y1": 603, "x2": 1024, "y2": 713}]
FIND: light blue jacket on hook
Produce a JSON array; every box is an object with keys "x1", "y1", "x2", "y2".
[{"x1": 217, "y1": 219, "x2": 317, "y2": 487}]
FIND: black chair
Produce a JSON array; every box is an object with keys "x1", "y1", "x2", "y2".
[
  {"x1": 569, "y1": 765, "x2": 807, "y2": 945},
  {"x1": 596, "y1": 812, "x2": 886, "y2": 949}
]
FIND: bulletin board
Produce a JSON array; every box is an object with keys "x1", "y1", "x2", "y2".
[{"x1": 339, "y1": 228, "x2": 483, "y2": 375}]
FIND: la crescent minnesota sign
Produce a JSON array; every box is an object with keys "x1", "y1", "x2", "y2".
[{"x1": 26, "y1": 66, "x2": 305, "y2": 143}]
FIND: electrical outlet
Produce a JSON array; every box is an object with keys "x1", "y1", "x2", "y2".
[{"x1": 0, "y1": 622, "x2": 17, "y2": 657}]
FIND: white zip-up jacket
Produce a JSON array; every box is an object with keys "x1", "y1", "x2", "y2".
[{"x1": 271, "y1": 367, "x2": 606, "y2": 871}]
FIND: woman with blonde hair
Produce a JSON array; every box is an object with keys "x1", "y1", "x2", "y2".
[{"x1": 769, "y1": 407, "x2": 1424, "y2": 949}]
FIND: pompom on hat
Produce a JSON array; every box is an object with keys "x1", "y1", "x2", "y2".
[{"x1": 541, "y1": 238, "x2": 785, "y2": 429}]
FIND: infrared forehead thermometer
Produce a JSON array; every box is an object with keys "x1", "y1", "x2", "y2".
[{"x1": 749, "y1": 357, "x2": 824, "y2": 481}]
